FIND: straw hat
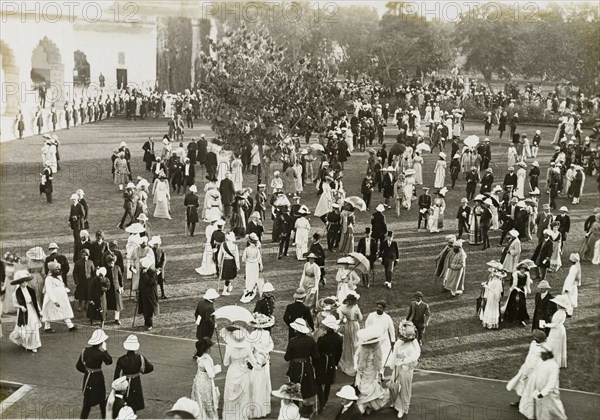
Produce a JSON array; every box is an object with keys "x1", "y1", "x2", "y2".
[
  {"x1": 357, "y1": 326, "x2": 384, "y2": 345},
  {"x1": 537, "y1": 280, "x2": 551, "y2": 290},
  {"x1": 26, "y1": 246, "x2": 46, "y2": 261},
  {"x1": 305, "y1": 252, "x2": 317, "y2": 260},
  {"x1": 272, "y1": 383, "x2": 303, "y2": 401},
  {"x1": 203, "y1": 288, "x2": 220, "y2": 300},
  {"x1": 136, "y1": 214, "x2": 149, "y2": 222},
  {"x1": 48, "y1": 242, "x2": 59, "y2": 250},
  {"x1": 88, "y1": 329, "x2": 109, "y2": 345},
  {"x1": 10, "y1": 270, "x2": 33, "y2": 285},
  {"x1": 336, "y1": 385, "x2": 358, "y2": 401},
  {"x1": 559, "y1": 206, "x2": 568, "y2": 212},
  {"x1": 550, "y1": 295, "x2": 571, "y2": 309},
  {"x1": 123, "y1": 334, "x2": 140, "y2": 351},
  {"x1": 189, "y1": 185, "x2": 198, "y2": 193},
  {"x1": 290, "y1": 318, "x2": 312, "y2": 334},
  {"x1": 140, "y1": 255, "x2": 153, "y2": 269},
  {"x1": 439, "y1": 152, "x2": 446, "y2": 159},
  {"x1": 298, "y1": 205, "x2": 310, "y2": 215},
  {"x1": 293, "y1": 288, "x2": 306, "y2": 299}
]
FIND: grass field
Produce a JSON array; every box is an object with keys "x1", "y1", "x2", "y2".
[{"x1": 1, "y1": 117, "x2": 599, "y2": 393}]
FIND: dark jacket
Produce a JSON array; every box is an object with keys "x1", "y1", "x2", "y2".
[
  {"x1": 283, "y1": 301, "x2": 314, "y2": 339},
  {"x1": 114, "y1": 352, "x2": 154, "y2": 411},
  {"x1": 370, "y1": 211, "x2": 387, "y2": 239},
  {"x1": 357, "y1": 236, "x2": 378, "y2": 263},
  {"x1": 44, "y1": 252, "x2": 70, "y2": 281},
  {"x1": 315, "y1": 330, "x2": 343, "y2": 384},
  {"x1": 335, "y1": 402, "x2": 362, "y2": 420},
  {"x1": 532, "y1": 292, "x2": 557, "y2": 332},
  {"x1": 138, "y1": 269, "x2": 159, "y2": 317},
  {"x1": 76, "y1": 346, "x2": 113, "y2": 406},
  {"x1": 284, "y1": 334, "x2": 320, "y2": 399},
  {"x1": 15, "y1": 286, "x2": 41, "y2": 326},
  {"x1": 379, "y1": 239, "x2": 399, "y2": 263},
  {"x1": 184, "y1": 193, "x2": 200, "y2": 224},
  {"x1": 195, "y1": 298, "x2": 215, "y2": 340},
  {"x1": 219, "y1": 178, "x2": 235, "y2": 206},
  {"x1": 532, "y1": 238, "x2": 553, "y2": 268}
]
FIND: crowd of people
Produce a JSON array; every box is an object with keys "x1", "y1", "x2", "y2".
[{"x1": 2, "y1": 74, "x2": 600, "y2": 420}]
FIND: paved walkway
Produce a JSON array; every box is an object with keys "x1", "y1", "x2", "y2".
[{"x1": 1, "y1": 322, "x2": 598, "y2": 419}]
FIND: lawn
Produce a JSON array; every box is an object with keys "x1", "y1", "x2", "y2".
[{"x1": 1, "y1": 117, "x2": 599, "y2": 393}]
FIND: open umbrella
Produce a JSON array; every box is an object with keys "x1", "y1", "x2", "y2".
[
  {"x1": 125, "y1": 223, "x2": 146, "y2": 234},
  {"x1": 213, "y1": 305, "x2": 254, "y2": 324},
  {"x1": 416, "y1": 143, "x2": 431, "y2": 153},
  {"x1": 309, "y1": 143, "x2": 325, "y2": 152},
  {"x1": 344, "y1": 196, "x2": 367, "y2": 211},
  {"x1": 482, "y1": 193, "x2": 500, "y2": 208},
  {"x1": 347, "y1": 252, "x2": 370, "y2": 275},
  {"x1": 463, "y1": 135, "x2": 480, "y2": 148}
]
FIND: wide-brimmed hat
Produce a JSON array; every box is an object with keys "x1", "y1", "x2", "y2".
[
  {"x1": 123, "y1": 334, "x2": 140, "y2": 351},
  {"x1": 136, "y1": 213, "x2": 149, "y2": 222},
  {"x1": 559, "y1": 206, "x2": 568, "y2": 212},
  {"x1": 148, "y1": 236, "x2": 162, "y2": 247},
  {"x1": 111, "y1": 376, "x2": 129, "y2": 392},
  {"x1": 376, "y1": 204, "x2": 386, "y2": 212},
  {"x1": 537, "y1": 280, "x2": 551, "y2": 290},
  {"x1": 298, "y1": 205, "x2": 310, "y2": 215},
  {"x1": 165, "y1": 397, "x2": 200, "y2": 419},
  {"x1": 398, "y1": 320, "x2": 417, "y2": 341},
  {"x1": 336, "y1": 385, "x2": 358, "y2": 401},
  {"x1": 140, "y1": 255, "x2": 154, "y2": 269},
  {"x1": 247, "y1": 233, "x2": 260, "y2": 244},
  {"x1": 272, "y1": 383, "x2": 303, "y2": 401},
  {"x1": 357, "y1": 326, "x2": 384, "y2": 345},
  {"x1": 293, "y1": 287, "x2": 307, "y2": 299},
  {"x1": 474, "y1": 194, "x2": 485, "y2": 201},
  {"x1": 445, "y1": 234, "x2": 457, "y2": 244},
  {"x1": 222, "y1": 327, "x2": 251, "y2": 348},
  {"x1": 439, "y1": 152, "x2": 446, "y2": 159},
  {"x1": 508, "y1": 229, "x2": 519, "y2": 238},
  {"x1": 290, "y1": 318, "x2": 312, "y2": 334},
  {"x1": 486, "y1": 260, "x2": 503, "y2": 270},
  {"x1": 249, "y1": 313, "x2": 275, "y2": 329},
  {"x1": 88, "y1": 329, "x2": 109, "y2": 345},
  {"x1": 569, "y1": 253, "x2": 580, "y2": 263},
  {"x1": 10, "y1": 270, "x2": 33, "y2": 285},
  {"x1": 438, "y1": 187, "x2": 448, "y2": 196},
  {"x1": 321, "y1": 315, "x2": 340, "y2": 331},
  {"x1": 305, "y1": 252, "x2": 318, "y2": 260},
  {"x1": 550, "y1": 295, "x2": 571, "y2": 309},
  {"x1": 26, "y1": 247, "x2": 46, "y2": 261},
  {"x1": 48, "y1": 242, "x2": 59, "y2": 250}
]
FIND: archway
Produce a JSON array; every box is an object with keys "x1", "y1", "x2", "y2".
[
  {"x1": 73, "y1": 50, "x2": 90, "y2": 86},
  {"x1": 31, "y1": 37, "x2": 65, "y2": 105},
  {"x1": 1, "y1": 40, "x2": 20, "y2": 115}
]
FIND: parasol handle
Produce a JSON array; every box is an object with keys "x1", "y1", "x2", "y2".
[{"x1": 214, "y1": 321, "x2": 224, "y2": 364}]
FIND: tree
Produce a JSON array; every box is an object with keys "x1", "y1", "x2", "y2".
[
  {"x1": 455, "y1": 5, "x2": 520, "y2": 90},
  {"x1": 199, "y1": 25, "x2": 338, "y2": 185}
]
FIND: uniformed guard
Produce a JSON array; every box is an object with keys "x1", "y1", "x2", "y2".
[
  {"x1": 284, "y1": 318, "x2": 320, "y2": 402},
  {"x1": 114, "y1": 334, "x2": 155, "y2": 414}
]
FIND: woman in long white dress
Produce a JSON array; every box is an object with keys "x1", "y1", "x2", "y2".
[
  {"x1": 292, "y1": 160, "x2": 303, "y2": 194},
  {"x1": 335, "y1": 258, "x2": 360, "y2": 304},
  {"x1": 562, "y1": 253, "x2": 581, "y2": 316},
  {"x1": 549, "y1": 223, "x2": 562, "y2": 272},
  {"x1": 294, "y1": 207, "x2": 311, "y2": 260},
  {"x1": 355, "y1": 327, "x2": 389, "y2": 415},
  {"x1": 26, "y1": 247, "x2": 46, "y2": 308},
  {"x1": 413, "y1": 152, "x2": 423, "y2": 186},
  {"x1": 480, "y1": 263, "x2": 504, "y2": 329},
  {"x1": 546, "y1": 295, "x2": 569, "y2": 368},
  {"x1": 203, "y1": 189, "x2": 223, "y2": 222},
  {"x1": 9, "y1": 271, "x2": 42, "y2": 352},
  {"x1": 428, "y1": 189, "x2": 447, "y2": 233},
  {"x1": 515, "y1": 162, "x2": 527, "y2": 198},
  {"x1": 314, "y1": 180, "x2": 333, "y2": 218},
  {"x1": 152, "y1": 173, "x2": 171, "y2": 219},
  {"x1": 434, "y1": 153, "x2": 447, "y2": 189},
  {"x1": 300, "y1": 254, "x2": 320, "y2": 311},
  {"x1": 217, "y1": 150, "x2": 232, "y2": 185},
  {"x1": 248, "y1": 314, "x2": 275, "y2": 419},
  {"x1": 403, "y1": 170, "x2": 416, "y2": 210},
  {"x1": 191, "y1": 338, "x2": 220, "y2": 420},
  {"x1": 337, "y1": 293, "x2": 362, "y2": 376},
  {"x1": 389, "y1": 321, "x2": 421, "y2": 419},
  {"x1": 507, "y1": 145, "x2": 518, "y2": 169},
  {"x1": 231, "y1": 155, "x2": 244, "y2": 191},
  {"x1": 241, "y1": 235, "x2": 262, "y2": 301},
  {"x1": 196, "y1": 220, "x2": 218, "y2": 277},
  {"x1": 222, "y1": 327, "x2": 256, "y2": 420}
]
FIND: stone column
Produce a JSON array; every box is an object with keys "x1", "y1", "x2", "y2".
[{"x1": 191, "y1": 18, "x2": 201, "y2": 88}]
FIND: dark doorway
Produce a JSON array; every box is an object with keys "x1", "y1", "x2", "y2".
[{"x1": 116, "y1": 69, "x2": 127, "y2": 90}]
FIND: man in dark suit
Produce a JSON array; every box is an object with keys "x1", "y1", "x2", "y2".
[
  {"x1": 102, "y1": 240, "x2": 125, "y2": 274},
  {"x1": 44, "y1": 242, "x2": 70, "y2": 286},
  {"x1": 205, "y1": 147, "x2": 217, "y2": 178},
  {"x1": 406, "y1": 291, "x2": 431, "y2": 345},
  {"x1": 456, "y1": 198, "x2": 471, "y2": 239},
  {"x1": 150, "y1": 157, "x2": 167, "y2": 183},
  {"x1": 195, "y1": 288, "x2": 219, "y2": 341},
  {"x1": 278, "y1": 207, "x2": 293, "y2": 259},
  {"x1": 503, "y1": 167, "x2": 518, "y2": 190},
  {"x1": 210, "y1": 220, "x2": 226, "y2": 275},
  {"x1": 89, "y1": 230, "x2": 109, "y2": 268},
  {"x1": 379, "y1": 231, "x2": 399, "y2": 289},
  {"x1": 334, "y1": 385, "x2": 361, "y2": 420},
  {"x1": 315, "y1": 315, "x2": 343, "y2": 412},
  {"x1": 532, "y1": 229, "x2": 554, "y2": 280},
  {"x1": 150, "y1": 236, "x2": 167, "y2": 299},
  {"x1": 465, "y1": 167, "x2": 479, "y2": 200},
  {"x1": 182, "y1": 157, "x2": 196, "y2": 191},
  {"x1": 371, "y1": 203, "x2": 387, "y2": 244},
  {"x1": 284, "y1": 317, "x2": 319, "y2": 400},
  {"x1": 480, "y1": 168, "x2": 494, "y2": 193},
  {"x1": 326, "y1": 204, "x2": 342, "y2": 251},
  {"x1": 357, "y1": 227, "x2": 377, "y2": 287},
  {"x1": 117, "y1": 183, "x2": 136, "y2": 229},
  {"x1": 499, "y1": 197, "x2": 519, "y2": 245},
  {"x1": 69, "y1": 193, "x2": 86, "y2": 247},
  {"x1": 531, "y1": 280, "x2": 557, "y2": 336},
  {"x1": 283, "y1": 288, "x2": 314, "y2": 340},
  {"x1": 417, "y1": 188, "x2": 432, "y2": 231},
  {"x1": 382, "y1": 167, "x2": 395, "y2": 207},
  {"x1": 555, "y1": 206, "x2": 571, "y2": 242},
  {"x1": 535, "y1": 204, "x2": 554, "y2": 244},
  {"x1": 219, "y1": 172, "x2": 235, "y2": 218}
]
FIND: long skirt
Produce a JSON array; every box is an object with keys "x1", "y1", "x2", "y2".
[
  {"x1": 503, "y1": 290, "x2": 529, "y2": 323},
  {"x1": 547, "y1": 326, "x2": 567, "y2": 368},
  {"x1": 223, "y1": 361, "x2": 251, "y2": 420},
  {"x1": 10, "y1": 304, "x2": 42, "y2": 351},
  {"x1": 196, "y1": 244, "x2": 217, "y2": 276},
  {"x1": 469, "y1": 217, "x2": 482, "y2": 244},
  {"x1": 249, "y1": 359, "x2": 272, "y2": 418},
  {"x1": 356, "y1": 365, "x2": 389, "y2": 413},
  {"x1": 244, "y1": 261, "x2": 260, "y2": 292},
  {"x1": 391, "y1": 368, "x2": 415, "y2": 417},
  {"x1": 338, "y1": 320, "x2": 359, "y2": 376},
  {"x1": 338, "y1": 232, "x2": 354, "y2": 255},
  {"x1": 154, "y1": 199, "x2": 171, "y2": 219},
  {"x1": 221, "y1": 260, "x2": 237, "y2": 281},
  {"x1": 549, "y1": 241, "x2": 562, "y2": 272},
  {"x1": 191, "y1": 370, "x2": 219, "y2": 420}
]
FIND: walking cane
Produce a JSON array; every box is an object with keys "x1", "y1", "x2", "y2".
[
  {"x1": 214, "y1": 321, "x2": 224, "y2": 364},
  {"x1": 132, "y1": 289, "x2": 140, "y2": 328}
]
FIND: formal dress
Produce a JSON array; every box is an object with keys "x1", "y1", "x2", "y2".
[
  {"x1": 191, "y1": 353, "x2": 220, "y2": 420},
  {"x1": 546, "y1": 309, "x2": 568, "y2": 368},
  {"x1": 338, "y1": 303, "x2": 362, "y2": 376},
  {"x1": 389, "y1": 340, "x2": 421, "y2": 417}
]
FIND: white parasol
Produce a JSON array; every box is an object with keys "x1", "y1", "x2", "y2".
[
  {"x1": 463, "y1": 135, "x2": 480, "y2": 148},
  {"x1": 125, "y1": 223, "x2": 146, "y2": 234},
  {"x1": 309, "y1": 143, "x2": 325, "y2": 152},
  {"x1": 416, "y1": 143, "x2": 431, "y2": 153},
  {"x1": 344, "y1": 196, "x2": 367, "y2": 211},
  {"x1": 213, "y1": 305, "x2": 254, "y2": 324}
]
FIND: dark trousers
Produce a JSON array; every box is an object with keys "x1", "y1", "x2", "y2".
[
  {"x1": 383, "y1": 259, "x2": 394, "y2": 283},
  {"x1": 279, "y1": 233, "x2": 290, "y2": 257},
  {"x1": 157, "y1": 274, "x2": 166, "y2": 297},
  {"x1": 414, "y1": 322, "x2": 425, "y2": 343},
  {"x1": 187, "y1": 119, "x2": 193, "y2": 128},
  {"x1": 223, "y1": 204, "x2": 232, "y2": 218},
  {"x1": 363, "y1": 192, "x2": 372, "y2": 210},
  {"x1": 457, "y1": 221, "x2": 469, "y2": 238},
  {"x1": 316, "y1": 384, "x2": 332, "y2": 409},
  {"x1": 326, "y1": 230, "x2": 340, "y2": 251},
  {"x1": 466, "y1": 187, "x2": 476, "y2": 201},
  {"x1": 144, "y1": 314, "x2": 153, "y2": 327},
  {"x1": 119, "y1": 208, "x2": 135, "y2": 228},
  {"x1": 539, "y1": 266, "x2": 548, "y2": 280},
  {"x1": 187, "y1": 222, "x2": 196, "y2": 236},
  {"x1": 482, "y1": 225, "x2": 491, "y2": 249},
  {"x1": 80, "y1": 400, "x2": 106, "y2": 419},
  {"x1": 418, "y1": 212, "x2": 428, "y2": 229},
  {"x1": 45, "y1": 191, "x2": 52, "y2": 203}
]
